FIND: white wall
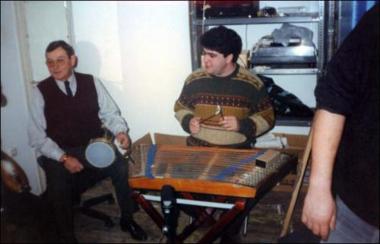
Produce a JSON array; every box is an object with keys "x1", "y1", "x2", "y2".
[
  {"x1": 1, "y1": 1, "x2": 43, "y2": 194},
  {"x1": 24, "y1": 1, "x2": 71, "y2": 82},
  {"x1": 71, "y1": 1, "x2": 192, "y2": 140}
]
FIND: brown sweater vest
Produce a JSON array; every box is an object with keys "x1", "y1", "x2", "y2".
[{"x1": 38, "y1": 72, "x2": 103, "y2": 148}]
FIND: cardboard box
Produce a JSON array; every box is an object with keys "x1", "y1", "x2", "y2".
[
  {"x1": 129, "y1": 133, "x2": 153, "y2": 177},
  {"x1": 270, "y1": 133, "x2": 310, "y2": 191},
  {"x1": 154, "y1": 133, "x2": 187, "y2": 145}
]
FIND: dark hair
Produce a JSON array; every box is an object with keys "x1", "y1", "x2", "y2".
[
  {"x1": 45, "y1": 40, "x2": 75, "y2": 57},
  {"x1": 200, "y1": 26, "x2": 242, "y2": 63}
]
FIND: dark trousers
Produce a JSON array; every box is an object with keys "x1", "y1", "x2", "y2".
[{"x1": 38, "y1": 146, "x2": 136, "y2": 241}]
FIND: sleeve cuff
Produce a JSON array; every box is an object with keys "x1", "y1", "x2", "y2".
[
  {"x1": 51, "y1": 150, "x2": 65, "y2": 162},
  {"x1": 181, "y1": 114, "x2": 194, "y2": 134},
  {"x1": 238, "y1": 118, "x2": 256, "y2": 139}
]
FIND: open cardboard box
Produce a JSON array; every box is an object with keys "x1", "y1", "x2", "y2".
[
  {"x1": 272, "y1": 133, "x2": 308, "y2": 159},
  {"x1": 130, "y1": 132, "x2": 310, "y2": 192},
  {"x1": 271, "y1": 133, "x2": 310, "y2": 192}
]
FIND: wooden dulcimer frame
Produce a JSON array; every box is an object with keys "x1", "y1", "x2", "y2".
[{"x1": 129, "y1": 144, "x2": 297, "y2": 243}]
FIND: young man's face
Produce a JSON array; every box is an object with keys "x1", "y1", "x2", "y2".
[
  {"x1": 201, "y1": 48, "x2": 233, "y2": 77},
  {"x1": 45, "y1": 47, "x2": 76, "y2": 81}
]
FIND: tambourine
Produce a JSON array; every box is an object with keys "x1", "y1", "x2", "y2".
[
  {"x1": 1, "y1": 150, "x2": 30, "y2": 193},
  {"x1": 85, "y1": 126, "x2": 135, "y2": 168}
]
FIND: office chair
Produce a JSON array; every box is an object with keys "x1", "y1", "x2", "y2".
[
  {"x1": 72, "y1": 178, "x2": 116, "y2": 228},
  {"x1": 36, "y1": 156, "x2": 117, "y2": 228},
  {"x1": 76, "y1": 192, "x2": 115, "y2": 227}
]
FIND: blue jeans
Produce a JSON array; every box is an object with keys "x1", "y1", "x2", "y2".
[{"x1": 322, "y1": 196, "x2": 379, "y2": 243}]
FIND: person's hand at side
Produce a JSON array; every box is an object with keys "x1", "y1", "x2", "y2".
[
  {"x1": 302, "y1": 183, "x2": 336, "y2": 240},
  {"x1": 60, "y1": 154, "x2": 84, "y2": 174}
]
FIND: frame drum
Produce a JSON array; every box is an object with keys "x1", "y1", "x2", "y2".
[{"x1": 85, "y1": 138, "x2": 116, "y2": 168}]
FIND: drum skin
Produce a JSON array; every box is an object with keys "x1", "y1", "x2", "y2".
[{"x1": 85, "y1": 138, "x2": 116, "y2": 168}]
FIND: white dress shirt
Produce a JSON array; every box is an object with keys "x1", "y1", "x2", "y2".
[{"x1": 28, "y1": 73, "x2": 128, "y2": 161}]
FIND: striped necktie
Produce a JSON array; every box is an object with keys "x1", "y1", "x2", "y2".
[{"x1": 64, "y1": 81, "x2": 73, "y2": 97}]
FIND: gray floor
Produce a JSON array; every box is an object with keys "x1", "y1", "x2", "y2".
[
  {"x1": 1, "y1": 178, "x2": 309, "y2": 243},
  {"x1": 74, "y1": 179, "x2": 307, "y2": 243}
]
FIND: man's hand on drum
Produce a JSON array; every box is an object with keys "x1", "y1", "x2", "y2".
[
  {"x1": 116, "y1": 132, "x2": 130, "y2": 150},
  {"x1": 60, "y1": 155, "x2": 84, "y2": 174}
]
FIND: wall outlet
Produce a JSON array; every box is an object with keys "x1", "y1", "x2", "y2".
[{"x1": 10, "y1": 147, "x2": 18, "y2": 157}]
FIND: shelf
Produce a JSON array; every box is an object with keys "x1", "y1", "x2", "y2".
[
  {"x1": 275, "y1": 116, "x2": 312, "y2": 127},
  {"x1": 193, "y1": 14, "x2": 320, "y2": 26},
  {"x1": 251, "y1": 68, "x2": 318, "y2": 75}
]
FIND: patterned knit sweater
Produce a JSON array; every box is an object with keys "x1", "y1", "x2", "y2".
[{"x1": 174, "y1": 65, "x2": 275, "y2": 147}]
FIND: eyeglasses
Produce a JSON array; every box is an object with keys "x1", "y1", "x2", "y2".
[{"x1": 45, "y1": 58, "x2": 67, "y2": 68}]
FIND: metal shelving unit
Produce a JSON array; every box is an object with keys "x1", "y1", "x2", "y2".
[
  {"x1": 192, "y1": 14, "x2": 320, "y2": 26},
  {"x1": 251, "y1": 67, "x2": 318, "y2": 75},
  {"x1": 189, "y1": 1, "x2": 326, "y2": 77}
]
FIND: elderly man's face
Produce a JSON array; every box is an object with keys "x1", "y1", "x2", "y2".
[{"x1": 45, "y1": 47, "x2": 76, "y2": 81}]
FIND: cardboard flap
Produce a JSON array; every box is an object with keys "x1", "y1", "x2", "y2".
[{"x1": 154, "y1": 133, "x2": 187, "y2": 145}]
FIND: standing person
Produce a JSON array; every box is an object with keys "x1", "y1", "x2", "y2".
[
  {"x1": 302, "y1": 4, "x2": 379, "y2": 243},
  {"x1": 174, "y1": 26, "x2": 275, "y2": 242},
  {"x1": 28, "y1": 40, "x2": 147, "y2": 242}
]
